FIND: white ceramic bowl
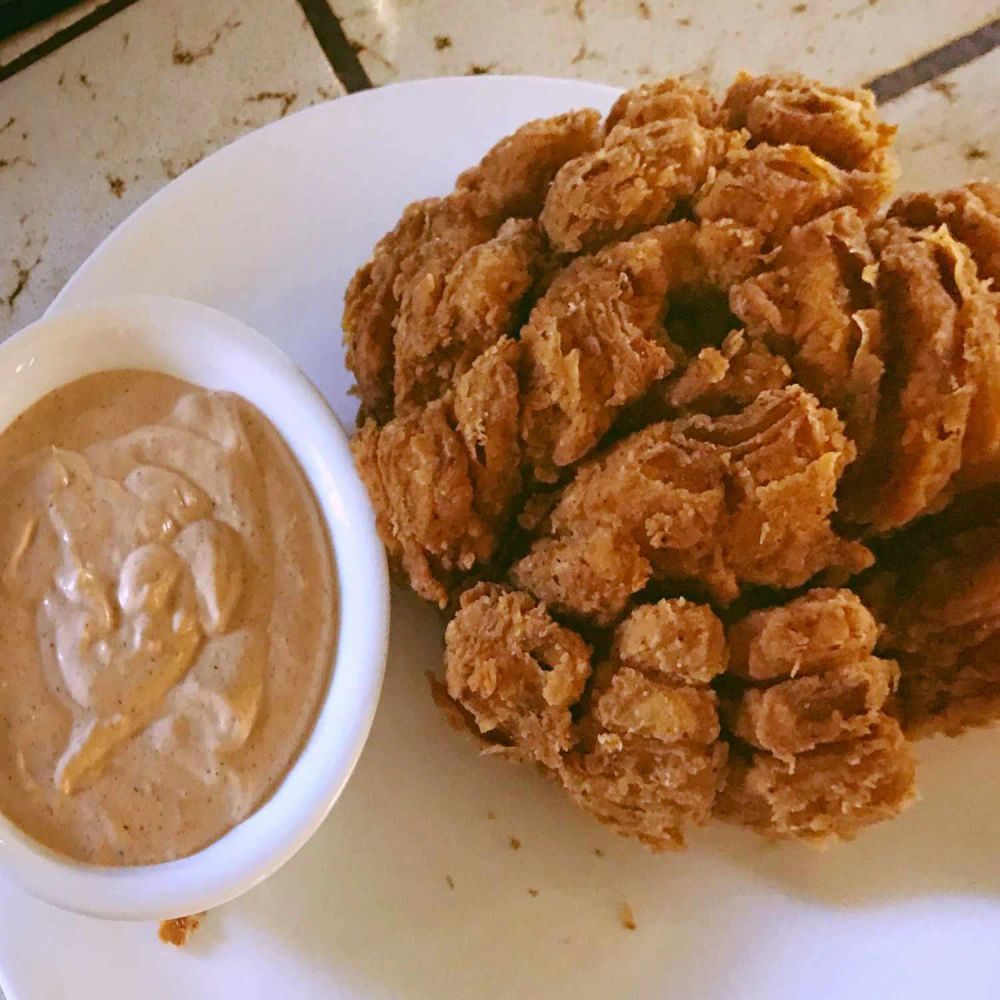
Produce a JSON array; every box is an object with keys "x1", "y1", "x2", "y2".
[{"x1": 0, "y1": 294, "x2": 389, "y2": 921}]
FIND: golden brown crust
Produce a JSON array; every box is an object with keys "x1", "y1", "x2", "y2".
[
  {"x1": 730, "y1": 207, "x2": 885, "y2": 454},
  {"x1": 456, "y1": 108, "x2": 604, "y2": 223},
  {"x1": 518, "y1": 226, "x2": 678, "y2": 481},
  {"x1": 561, "y1": 736, "x2": 727, "y2": 851},
  {"x1": 338, "y1": 72, "x2": 1000, "y2": 855},
  {"x1": 560, "y1": 600, "x2": 728, "y2": 850},
  {"x1": 520, "y1": 219, "x2": 765, "y2": 482},
  {"x1": 612, "y1": 597, "x2": 728, "y2": 684},
  {"x1": 666, "y1": 328, "x2": 793, "y2": 416},
  {"x1": 731, "y1": 656, "x2": 899, "y2": 760},
  {"x1": 728, "y1": 588, "x2": 880, "y2": 681},
  {"x1": 542, "y1": 120, "x2": 741, "y2": 253},
  {"x1": 724, "y1": 71, "x2": 896, "y2": 175},
  {"x1": 444, "y1": 584, "x2": 592, "y2": 768},
  {"x1": 351, "y1": 340, "x2": 522, "y2": 605},
  {"x1": 607, "y1": 78, "x2": 728, "y2": 131},
  {"x1": 889, "y1": 181, "x2": 1000, "y2": 285},
  {"x1": 843, "y1": 219, "x2": 1000, "y2": 530},
  {"x1": 870, "y1": 527, "x2": 1000, "y2": 737},
  {"x1": 720, "y1": 589, "x2": 910, "y2": 841},
  {"x1": 392, "y1": 218, "x2": 542, "y2": 412},
  {"x1": 344, "y1": 195, "x2": 493, "y2": 421},
  {"x1": 513, "y1": 388, "x2": 870, "y2": 624},
  {"x1": 159, "y1": 913, "x2": 205, "y2": 947},
  {"x1": 345, "y1": 109, "x2": 603, "y2": 422},
  {"x1": 695, "y1": 143, "x2": 884, "y2": 246},
  {"x1": 716, "y1": 718, "x2": 916, "y2": 843}
]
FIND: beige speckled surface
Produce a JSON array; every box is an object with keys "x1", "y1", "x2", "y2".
[
  {"x1": 0, "y1": 0, "x2": 342, "y2": 337},
  {"x1": 328, "y1": 0, "x2": 998, "y2": 89},
  {"x1": 887, "y1": 46, "x2": 1000, "y2": 193}
]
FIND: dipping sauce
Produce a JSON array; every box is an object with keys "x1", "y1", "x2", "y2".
[{"x1": 0, "y1": 371, "x2": 336, "y2": 865}]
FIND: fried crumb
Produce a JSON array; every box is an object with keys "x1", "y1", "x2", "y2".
[
  {"x1": 965, "y1": 145, "x2": 989, "y2": 161},
  {"x1": 593, "y1": 848, "x2": 605, "y2": 857},
  {"x1": 930, "y1": 79, "x2": 957, "y2": 101},
  {"x1": 509, "y1": 835, "x2": 521, "y2": 850},
  {"x1": 159, "y1": 913, "x2": 205, "y2": 947},
  {"x1": 487, "y1": 810, "x2": 496, "y2": 820},
  {"x1": 172, "y1": 18, "x2": 241, "y2": 65},
  {"x1": 618, "y1": 901, "x2": 637, "y2": 930},
  {"x1": 446, "y1": 874, "x2": 455, "y2": 889},
  {"x1": 637, "y1": 0, "x2": 651, "y2": 17},
  {"x1": 4, "y1": 256, "x2": 40, "y2": 310},
  {"x1": 106, "y1": 175, "x2": 125, "y2": 198},
  {"x1": 246, "y1": 90, "x2": 298, "y2": 118},
  {"x1": 434, "y1": 35, "x2": 452, "y2": 50},
  {"x1": 528, "y1": 887, "x2": 539, "y2": 896}
]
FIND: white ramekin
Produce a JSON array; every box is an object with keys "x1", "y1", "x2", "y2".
[{"x1": 0, "y1": 294, "x2": 389, "y2": 920}]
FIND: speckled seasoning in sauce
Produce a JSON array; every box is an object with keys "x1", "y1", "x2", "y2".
[{"x1": 0, "y1": 370, "x2": 337, "y2": 866}]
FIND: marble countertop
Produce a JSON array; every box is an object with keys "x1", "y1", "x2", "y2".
[
  {"x1": 0, "y1": 3, "x2": 997, "y2": 993},
  {"x1": 1, "y1": 0, "x2": 998, "y2": 342}
]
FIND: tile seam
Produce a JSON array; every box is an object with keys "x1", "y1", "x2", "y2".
[{"x1": 864, "y1": 16, "x2": 1000, "y2": 103}]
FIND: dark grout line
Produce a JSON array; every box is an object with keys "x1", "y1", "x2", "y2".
[
  {"x1": 0, "y1": 0, "x2": 144, "y2": 84},
  {"x1": 296, "y1": 0, "x2": 372, "y2": 93},
  {"x1": 865, "y1": 16, "x2": 1000, "y2": 104}
]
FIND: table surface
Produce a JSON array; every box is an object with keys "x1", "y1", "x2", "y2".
[{"x1": 1, "y1": 0, "x2": 999, "y2": 996}]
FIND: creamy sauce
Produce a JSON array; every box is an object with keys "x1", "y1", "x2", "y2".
[{"x1": 0, "y1": 371, "x2": 336, "y2": 866}]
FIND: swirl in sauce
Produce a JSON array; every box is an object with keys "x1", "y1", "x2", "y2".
[{"x1": 0, "y1": 371, "x2": 336, "y2": 865}]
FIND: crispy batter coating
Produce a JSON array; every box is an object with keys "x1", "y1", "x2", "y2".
[
  {"x1": 520, "y1": 220, "x2": 764, "y2": 481},
  {"x1": 716, "y1": 718, "x2": 916, "y2": 843},
  {"x1": 889, "y1": 181, "x2": 1000, "y2": 285},
  {"x1": 612, "y1": 597, "x2": 728, "y2": 684},
  {"x1": 703, "y1": 73, "x2": 896, "y2": 244},
  {"x1": 344, "y1": 110, "x2": 603, "y2": 421},
  {"x1": 844, "y1": 219, "x2": 1000, "y2": 530},
  {"x1": 518, "y1": 226, "x2": 677, "y2": 481},
  {"x1": 871, "y1": 527, "x2": 1000, "y2": 737},
  {"x1": 594, "y1": 668, "x2": 720, "y2": 744},
  {"x1": 721, "y1": 589, "x2": 908, "y2": 838},
  {"x1": 393, "y1": 218, "x2": 542, "y2": 411},
  {"x1": 344, "y1": 193, "x2": 493, "y2": 421},
  {"x1": 455, "y1": 109, "x2": 604, "y2": 222},
  {"x1": 560, "y1": 600, "x2": 728, "y2": 850},
  {"x1": 724, "y1": 71, "x2": 896, "y2": 175},
  {"x1": 732, "y1": 656, "x2": 898, "y2": 760},
  {"x1": 606, "y1": 78, "x2": 728, "y2": 131},
  {"x1": 444, "y1": 584, "x2": 591, "y2": 768},
  {"x1": 351, "y1": 340, "x2": 521, "y2": 605},
  {"x1": 695, "y1": 143, "x2": 885, "y2": 246},
  {"x1": 513, "y1": 387, "x2": 870, "y2": 624},
  {"x1": 541, "y1": 119, "x2": 741, "y2": 253},
  {"x1": 562, "y1": 736, "x2": 727, "y2": 851},
  {"x1": 731, "y1": 207, "x2": 885, "y2": 453},
  {"x1": 667, "y1": 328, "x2": 793, "y2": 415},
  {"x1": 728, "y1": 588, "x2": 880, "y2": 681}
]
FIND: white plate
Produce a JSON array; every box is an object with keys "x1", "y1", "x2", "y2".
[{"x1": 3, "y1": 75, "x2": 1000, "y2": 1000}]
